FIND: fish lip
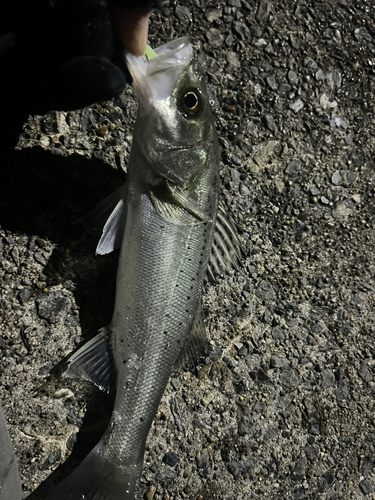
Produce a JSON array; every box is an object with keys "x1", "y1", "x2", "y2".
[{"x1": 125, "y1": 37, "x2": 193, "y2": 104}]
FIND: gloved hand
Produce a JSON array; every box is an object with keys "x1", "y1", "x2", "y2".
[{"x1": 0, "y1": 0, "x2": 161, "y2": 153}]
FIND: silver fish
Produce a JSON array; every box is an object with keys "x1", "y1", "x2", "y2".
[
  {"x1": 47, "y1": 37, "x2": 241, "y2": 500},
  {"x1": 0, "y1": 403, "x2": 22, "y2": 500}
]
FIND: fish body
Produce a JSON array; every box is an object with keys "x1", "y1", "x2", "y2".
[
  {"x1": 48, "y1": 37, "x2": 222, "y2": 500},
  {"x1": 0, "y1": 403, "x2": 22, "y2": 500}
]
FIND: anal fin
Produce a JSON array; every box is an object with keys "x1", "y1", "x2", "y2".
[
  {"x1": 63, "y1": 327, "x2": 114, "y2": 393},
  {"x1": 175, "y1": 302, "x2": 208, "y2": 370}
]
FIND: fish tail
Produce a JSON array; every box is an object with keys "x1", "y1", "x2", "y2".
[{"x1": 46, "y1": 441, "x2": 143, "y2": 500}]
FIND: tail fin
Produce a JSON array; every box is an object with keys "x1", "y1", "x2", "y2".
[{"x1": 46, "y1": 442, "x2": 143, "y2": 500}]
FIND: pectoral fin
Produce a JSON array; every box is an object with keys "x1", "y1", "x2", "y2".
[
  {"x1": 77, "y1": 185, "x2": 127, "y2": 255},
  {"x1": 175, "y1": 302, "x2": 208, "y2": 369},
  {"x1": 63, "y1": 327, "x2": 114, "y2": 393},
  {"x1": 149, "y1": 181, "x2": 208, "y2": 224}
]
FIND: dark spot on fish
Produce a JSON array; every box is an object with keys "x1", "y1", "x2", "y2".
[
  {"x1": 140, "y1": 417, "x2": 144, "y2": 422},
  {"x1": 163, "y1": 331, "x2": 167, "y2": 334},
  {"x1": 175, "y1": 284, "x2": 179, "y2": 287},
  {"x1": 187, "y1": 296, "x2": 190, "y2": 300}
]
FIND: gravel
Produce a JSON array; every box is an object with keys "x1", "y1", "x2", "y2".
[{"x1": 1, "y1": 0, "x2": 375, "y2": 499}]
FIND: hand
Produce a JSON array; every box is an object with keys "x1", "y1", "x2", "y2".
[{"x1": 0, "y1": 0, "x2": 161, "y2": 153}]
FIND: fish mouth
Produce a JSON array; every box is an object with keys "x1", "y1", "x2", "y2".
[{"x1": 125, "y1": 37, "x2": 193, "y2": 104}]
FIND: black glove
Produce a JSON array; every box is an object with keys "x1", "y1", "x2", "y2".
[{"x1": 0, "y1": 0, "x2": 161, "y2": 154}]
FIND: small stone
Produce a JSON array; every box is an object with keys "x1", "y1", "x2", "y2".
[
  {"x1": 359, "y1": 364, "x2": 372, "y2": 383},
  {"x1": 315, "y1": 69, "x2": 325, "y2": 81},
  {"x1": 256, "y1": 0, "x2": 272, "y2": 25},
  {"x1": 227, "y1": 51, "x2": 241, "y2": 68},
  {"x1": 320, "y1": 196, "x2": 329, "y2": 205},
  {"x1": 205, "y1": 9, "x2": 222, "y2": 22},
  {"x1": 233, "y1": 21, "x2": 250, "y2": 40},
  {"x1": 263, "y1": 114, "x2": 278, "y2": 134},
  {"x1": 285, "y1": 160, "x2": 302, "y2": 177},
  {"x1": 250, "y1": 66, "x2": 259, "y2": 76},
  {"x1": 346, "y1": 171, "x2": 358, "y2": 184},
  {"x1": 321, "y1": 369, "x2": 335, "y2": 389},
  {"x1": 352, "y1": 194, "x2": 361, "y2": 203},
  {"x1": 279, "y1": 83, "x2": 291, "y2": 92},
  {"x1": 256, "y1": 280, "x2": 276, "y2": 301},
  {"x1": 266, "y1": 75, "x2": 277, "y2": 90},
  {"x1": 206, "y1": 28, "x2": 224, "y2": 47},
  {"x1": 354, "y1": 27, "x2": 372, "y2": 43},
  {"x1": 304, "y1": 57, "x2": 318, "y2": 69},
  {"x1": 227, "y1": 461, "x2": 243, "y2": 480},
  {"x1": 304, "y1": 444, "x2": 320, "y2": 461},
  {"x1": 289, "y1": 99, "x2": 304, "y2": 113},
  {"x1": 359, "y1": 479, "x2": 373, "y2": 495},
  {"x1": 18, "y1": 288, "x2": 34, "y2": 305},
  {"x1": 287, "y1": 70, "x2": 298, "y2": 85},
  {"x1": 175, "y1": 5, "x2": 192, "y2": 22},
  {"x1": 163, "y1": 451, "x2": 179, "y2": 467},
  {"x1": 36, "y1": 291, "x2": 71, "y2": 324},
  {"x1": 95, "y1": 126, "x2": 107, "y2": 138},
  {"x1": 331, "y1": 170, "x2": 342, "y2": 185},
  {"x1": 240, "y1": 184, "x2": 251, "y2": 196},
  {"x1": 39, "y1": 450, "x2": 62, "y2": 470},
  {"x1": 197, "y1": 454, "x2": 210, "y2": 469},
  {"x1": 335, "y1": 383, "x2": 349, "y2": 401},
  {"x1": 270, "y1": 356, "x2": 290, "y2": 368},
  {"x1": 292, "y1": 456, "x2": 307, "y2": 480},
  {"x1": 145, "y1": 485, "x2": 157, "y2": 500},
  {"x1": 309, "y1": 424, "x2": 320, "y2": 436}
]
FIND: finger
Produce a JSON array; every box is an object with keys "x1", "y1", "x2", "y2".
[{"x1": 110, "y1": 7, "x2": 152, "y2": 57}]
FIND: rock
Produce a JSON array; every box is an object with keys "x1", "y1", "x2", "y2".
[
  {"x1": 227, "y1": 461, "x2": 243, "y2": 480},
  {"x1": 197, "y1": 454, "x2": 210, "y2": 469},
  {"x1": 163, "y1": 451, "x2": 179, "y2": 467},
  {"x1": 175, "y1": 5, "x2": 192, "y2": 22},
  {"x1": 359, "y1": 479, "x2": 373, "y2": 495},
  {"x1": 359, "y1": 364, "x2": 372, "y2": 383},
  {"x1": 270, "y1": 356, "x2": 290, "y2": 368},
  {"x1": 36, "y1": 291, "x2": 71, "y2": 324},
  {"x1": 266, "y1": 75, "x2": 277, "y2": 90},
  {"x1": 233, "y1": 21, "x2": 250, "y2": 40},
  {"x1": 256, "y1": 280, "x2": 276, "y2": 301},
  {"x1": 304, "y1": 57, "x2": 318, "y2": 69},
  {"x1": 292, "y1": 456, "x2": 307, "y2": 480},
  {"x1": 354, "y1": 27, "x2": 372, "y2": 42},
  {"x1": 263, "y1": 114, "x2": 278, "y2": 134},
  {"x1": 288, "y1": 70, "x2": 298, "y2": 85},
  {"x1": 331, "y1": 170, "x2": 342, "y2": 185},
  {"x1": 289, "y1": 99, "x2": 304, "y2": 113},
  {"x1": 335, "y1": 383, "x2": 349, "y2": 401},
  {"x1": 18, "y1": 288, "x2": 34, "y2": 305},
  {"x1": 285, "y1": 160, "x2": 302, "y2": 177},
  {"x1": 304, "y1": 444, "x2": 320, "y2": 461},
  {"x1": 226, "y1": 51, "x2": 241, "y2": 69},
  {"x1": 321, "y1": 369, "x2": 335, "y2": 389},
  {"x1": 256, "y1": 0, "x2": 272, "y2": 25},
  {"x1": 206, "y1": 28, "x2": 223, "y2": 47},
  {"x1": 279, "y1": 82, "x2": 291, "y2": 92}
]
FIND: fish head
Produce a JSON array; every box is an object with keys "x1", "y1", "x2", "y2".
[{"x1": 126, "y1": 37, "x2": 217, "y2": 189}]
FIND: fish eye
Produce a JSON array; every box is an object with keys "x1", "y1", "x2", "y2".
[{"x1": 179, "y1": 87, "x2": 204, "y2": 117}]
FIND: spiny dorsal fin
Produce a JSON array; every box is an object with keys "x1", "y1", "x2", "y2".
[{"x1": 63, "y1": 327, "x2": 114, "y2": 393}]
